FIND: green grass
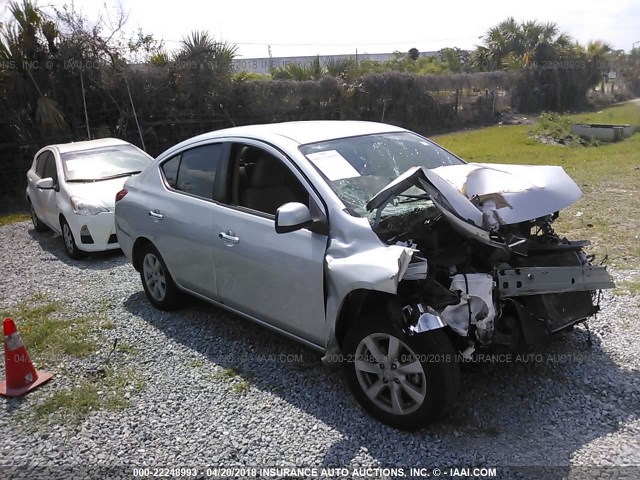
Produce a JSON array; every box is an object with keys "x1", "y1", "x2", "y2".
[
  {"x1": 615, "y1": 278, "x2": 640, "y2": 296},
  {"x1": 434, "y1": 103, "x2": 640, "y2": 269},
  {"x1": 214, "y1": 367, "x2": 251, "y2": 395},
  {"x1": 99, "y1": 320, "x2": 117, "y2": 330},
  {"x1": 0, "y1": 213, "x2": 29, "y2": 227},
  {"x1": 571, "y1": 102, "x2": 640, "y2": 126},
  {"x1": 230, "y1": 381, "x2": 250, "y2": 395},
  {"x1": 1, "y1": 299, "x2": 97, "y2": 365},
  {"x1": 29, "y1": 367, "x2": 142, "y2": 425},
  {"x1": 216, "y1": 367, "x2": 241, "y2": 381},
  {"x1": 2, "y1": 295, "x2": 144, "y2": 426},
  {"x1": 115, "y1": 342, "x2": 136, "y2": 354}
]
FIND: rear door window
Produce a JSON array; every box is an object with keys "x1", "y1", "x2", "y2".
[{"x1": 161, "y1": 144, "x2": 224, "y2": 200}]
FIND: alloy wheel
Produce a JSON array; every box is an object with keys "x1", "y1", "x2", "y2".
[
  {"x1": 143, "y1": 253, "x2": 167, "y2": 301},
  {"x1": 354, "y1": 332, "x2": 427, "y2": 416}
]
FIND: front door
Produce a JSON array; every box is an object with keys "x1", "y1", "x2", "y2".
[
  {"x1": 41, "y1": 151, "x2": 61, "y2": 229},
  {"x1": 211, "y1": 142, "x2": 328, "y2": 345}
]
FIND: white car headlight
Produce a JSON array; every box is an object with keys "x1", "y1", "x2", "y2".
[{"x1": 71, "y1": 196, "x2": 109, "y2": 216}]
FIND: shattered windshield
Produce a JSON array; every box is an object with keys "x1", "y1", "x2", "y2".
[{"x1": 299, "y1": 132, "x2": 464, "y2": 219}]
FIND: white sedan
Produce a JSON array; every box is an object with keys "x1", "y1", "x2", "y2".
[{"x1": 26, "y1": 138, "x2": 152, "y2": 259}]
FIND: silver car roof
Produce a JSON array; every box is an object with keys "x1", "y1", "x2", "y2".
[{"x1": 157, "y1": 120, "x2": 408, "y2": 159}]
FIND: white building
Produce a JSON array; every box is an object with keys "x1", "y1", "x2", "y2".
[{"x1": 231, "y1": 51, "x2": 439, "y2": 74}]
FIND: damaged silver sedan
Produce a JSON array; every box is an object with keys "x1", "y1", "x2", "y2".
[{"x1": 114, "y1": 121, "x2": 614, "y2": 430}]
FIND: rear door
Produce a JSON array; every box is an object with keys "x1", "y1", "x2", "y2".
[
  {"x1": 146, "y1": 142, "x2": 228, "y2": 299},
  {"x1": 209, "y1": 141, "x2": 328, "y2": 346}
]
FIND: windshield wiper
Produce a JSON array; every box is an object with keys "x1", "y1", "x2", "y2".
[
  {"x1": 67, "y1": 171, "x2": 142, "y2": 183},
  {"x1": 100, "y1": 171, "x2": 142, "y2": 180},
  {"x1": 397, "y1": 193, "x2": 430, "y2": 205}
]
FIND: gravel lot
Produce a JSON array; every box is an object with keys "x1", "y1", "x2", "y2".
[{"x1": 1, "y1": 221, "x2": 639, "y2": 479}]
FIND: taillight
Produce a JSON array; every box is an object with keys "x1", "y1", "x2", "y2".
[{"x1": 115, "y1": 189, "x2": 128, "y2": 203}]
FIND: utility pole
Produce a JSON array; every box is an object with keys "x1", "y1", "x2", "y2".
[{"x1": 80, "y1": 71, "x2": 90, "y2": 139}]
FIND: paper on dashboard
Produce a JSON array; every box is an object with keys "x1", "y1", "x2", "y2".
[{"x1": 307, "y1": 150, "x2": 361, "y2": 181}]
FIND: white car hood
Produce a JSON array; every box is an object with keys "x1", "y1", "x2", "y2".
[
  {"x1": 367, "y1": 162, "x2": 582, "y2": 232},
  {"x1": 65, "y1": 177, "x2": 130, "y2": 210}
]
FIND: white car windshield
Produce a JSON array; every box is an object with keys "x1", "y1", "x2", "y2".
[
  {"x1": 300, "y1": 132, "x2": 464, "y2": 217},
  {"x1": 63, "y1": 145, "x2": 151, "y2": 182}
]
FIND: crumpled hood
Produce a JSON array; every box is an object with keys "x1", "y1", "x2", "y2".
[{"x1": 367, "y1": 162, "x2": 582, "y2": 231}]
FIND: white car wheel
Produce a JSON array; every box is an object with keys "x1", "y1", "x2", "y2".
[{"x1": 60, "y1": 217, "x2": 85, "y2": 259}]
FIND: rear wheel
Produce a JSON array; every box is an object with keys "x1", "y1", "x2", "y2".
[
  {"x1": 61, "y1": 217, "x2": 85, "y2": 259},
  {"x1": 29, "y1": 199, "x2": 48, "y2": 232},
  {"x1": 343, "y1": 317, "x2": 460, "y2": 430},
  {"x1": 140, "y1": 243, "x2": 181, "y2": 310}
]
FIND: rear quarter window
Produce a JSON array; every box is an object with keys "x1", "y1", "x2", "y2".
[{"x1": 161, "y1": 155, "x2": 180, "y2": 189}]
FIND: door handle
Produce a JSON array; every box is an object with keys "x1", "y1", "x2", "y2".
[
  {"x1": 149, "y1": 209, "x2": 164, "y2": 219},
  {"x1": 218, "y1": 230, "x2": 240, "y2": 245}
]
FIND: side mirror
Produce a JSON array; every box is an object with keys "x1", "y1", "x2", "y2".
[
  {"x1": 275, "y1": 202, "x2": 312, "y2": 234},
  {"x1": 36, "y1": 177, "x2": 55, "y2": 190}
]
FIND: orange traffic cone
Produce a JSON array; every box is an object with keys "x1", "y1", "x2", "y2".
[{"x1": 0, "y1": 318, "x2": 53, "y2": 397}]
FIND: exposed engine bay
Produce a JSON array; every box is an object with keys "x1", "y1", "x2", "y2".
[{"x1": 365, "y1": 163, "x2": 615, "y2": 351}]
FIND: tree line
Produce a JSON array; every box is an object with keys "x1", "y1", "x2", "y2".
[{"x1": 0, "y1": 1, "x2": 638, "y2": 192}]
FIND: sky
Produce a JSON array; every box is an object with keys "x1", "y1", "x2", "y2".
[{"x1": 2, "y1": 0, "x2": 640, "y2": 58}]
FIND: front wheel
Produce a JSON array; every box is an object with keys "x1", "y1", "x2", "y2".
[
  {"x1": 60, "y1": 217, "x2": 85, "y2": 259},
  {"x1": 343, "y1": 318, "x2": 460, "y2": 430},
  {"x1": 139, "y1": 243, "x2": 181, "y2": 310}
]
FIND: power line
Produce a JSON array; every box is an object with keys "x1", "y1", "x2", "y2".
[{"x1": 158, "y1": 35, "x2": 482, "y2": 47}]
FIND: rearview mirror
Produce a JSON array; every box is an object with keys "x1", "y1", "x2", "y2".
[
  {"x1": 36, "y1": 177, "x2": 55, "y2": 190},
  {"x1": 275, "y1": 202, "x2": 312, "y2": 234}
]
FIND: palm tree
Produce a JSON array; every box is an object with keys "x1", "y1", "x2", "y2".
[
  {"x1": 324, "y1": 56, "x2": 356, "y2": 78},
  {"x1": 1, "y1": 0, "x2": 66, "y2": 130},
  {"x1": 177, "y1": 30, "x2": 237, "y2": 75},
  {"x1": 585, "y1": 40, "x2": 611, "y2": 89},
  {"x1": 480, "y1": 18, "x2": 572, "y2": 70}
]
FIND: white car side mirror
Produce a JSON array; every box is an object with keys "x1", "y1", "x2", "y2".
[
  {"x1": 275, "y1": 202, "x2": 312, "y2": 234},
  {"x1": 36, "y1": 177, "x2": 55, "y2": 190}
]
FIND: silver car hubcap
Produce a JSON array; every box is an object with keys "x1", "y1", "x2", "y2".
[
  {"x1": 354, "y1": 333, "x2": 427, "y2": 416},
  {"x1": 62, "y1": 223, "x2": 74, "y2": 253},
  {"x1": 143, "y1": 253, "x2": 166, "y2": 301}
]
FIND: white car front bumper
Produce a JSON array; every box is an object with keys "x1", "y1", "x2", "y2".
[{"x1": 66, "y1": 211, "x2": 120, "y2": 252}]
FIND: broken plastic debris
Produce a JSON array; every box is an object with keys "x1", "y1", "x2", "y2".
[
  {"x1": 440, "y1": 273, "x2": 496, "y2": 343},
  {"x1": 401, "y1": 255, "x2": 428, "y2": 280}
]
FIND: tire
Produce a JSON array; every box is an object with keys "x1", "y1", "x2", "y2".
[
  {"x1": 60, "y1": 217, "x2": 85, "y2": 259},
  {"x1": 139, "y1": 243, "x2": 181, "y2": 310},
  {"x1": 343, "y1": 316, "x2": 460, "y2": 430},
  {"x1": 29, "y1": 199, "x2": 48, "y2": 232}
]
